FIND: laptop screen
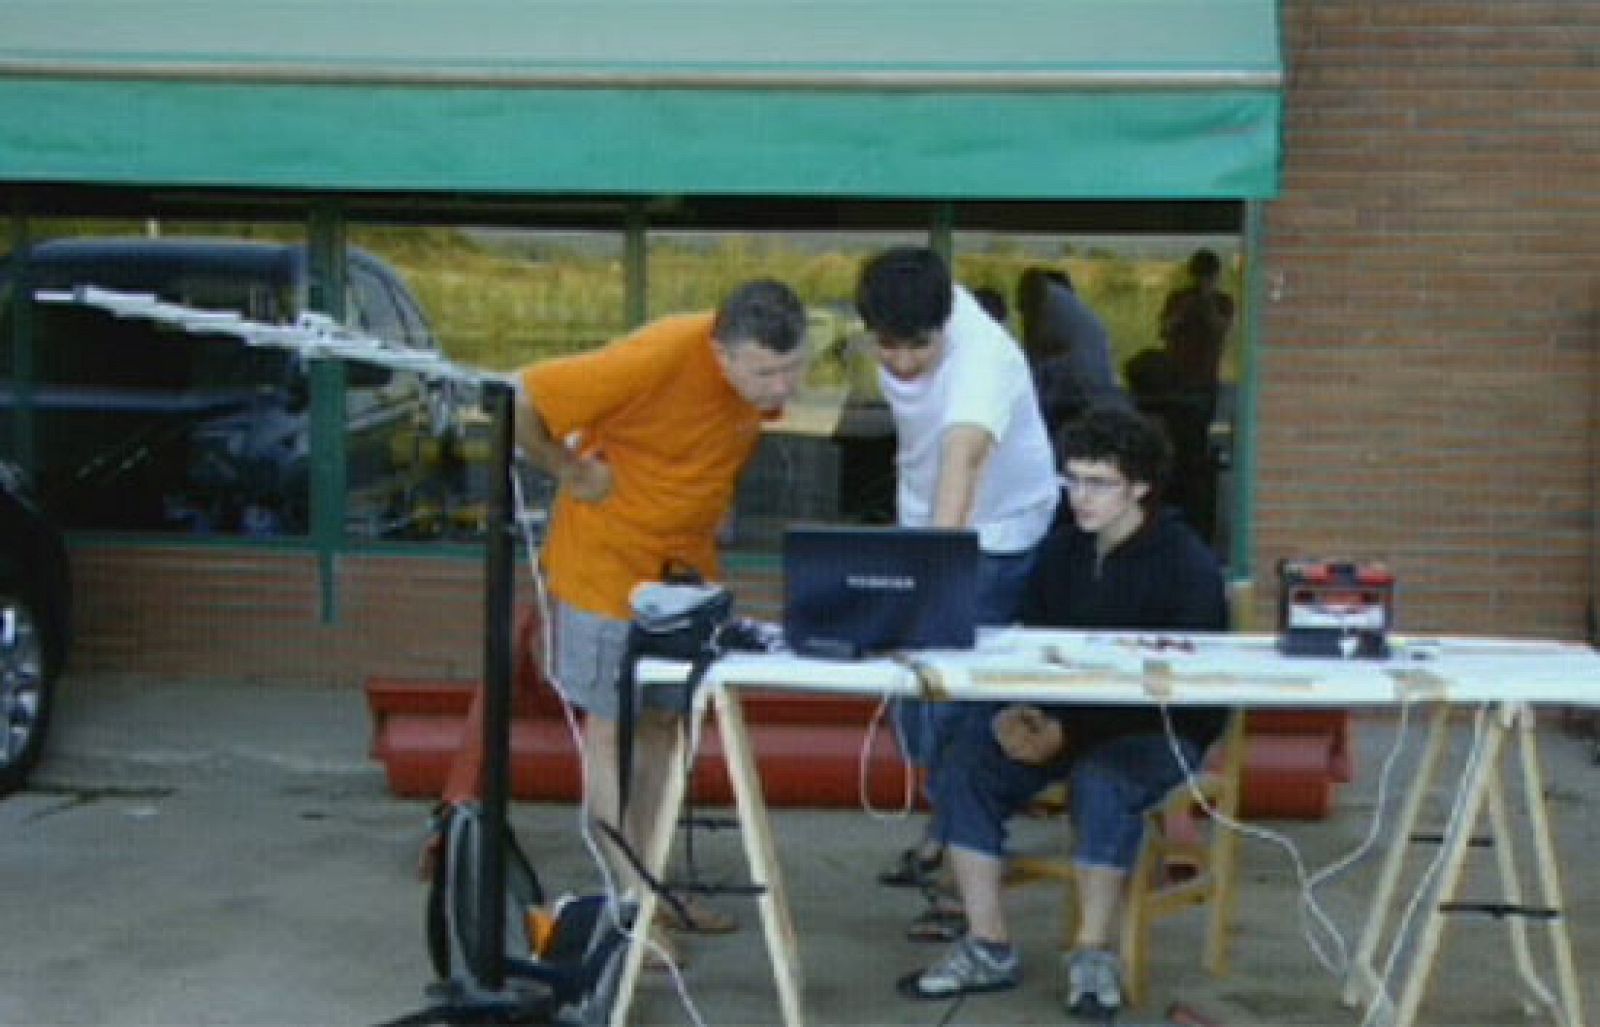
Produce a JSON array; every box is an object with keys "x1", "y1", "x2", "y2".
[{"x1": 782, "y1": 526, "x2": 980, "y2": 658}]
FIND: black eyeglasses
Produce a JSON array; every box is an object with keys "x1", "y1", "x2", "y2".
[{"x1": 1061, "y1": 472, "x2": 1127, "y2": 497}]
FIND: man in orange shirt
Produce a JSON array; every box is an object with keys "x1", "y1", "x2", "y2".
[{"x1": 515, "y1": 279, "x2": 809, "y2": 942}]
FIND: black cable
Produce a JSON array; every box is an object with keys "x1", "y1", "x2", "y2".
[
  {"x1": 933, "y1": 994, "x2": 966, "y2": 1027},
  {"x1": 592, "y1": 818, "x2": 693, "y2": 930}
]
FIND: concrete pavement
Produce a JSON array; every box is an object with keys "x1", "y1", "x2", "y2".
[{"x1": 6, "y1": 673, "x2": 1598, "y2": 1025}]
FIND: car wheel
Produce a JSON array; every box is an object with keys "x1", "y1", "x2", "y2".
[{"x1": 0, "y1": 583, "x2": 57, "y2": 797}]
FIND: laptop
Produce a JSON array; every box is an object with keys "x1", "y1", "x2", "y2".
[{"x1": 782, "y1": 526, "x2": 980, "y2": 659}]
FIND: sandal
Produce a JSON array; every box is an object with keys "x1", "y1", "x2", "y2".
[
  {"x1": 906, "y1": 903, "x2": 968, "y2": 943},
  {"x1": 878, "y1": 844, "x2": 945, "y2": 889},
  {"x1": 654, "y1": 893, "x2": 739, "y2": 935}
]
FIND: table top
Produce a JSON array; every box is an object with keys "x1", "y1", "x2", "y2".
[{"x1": 643, "y1": 629, "x2": 1600, "y2": 708}]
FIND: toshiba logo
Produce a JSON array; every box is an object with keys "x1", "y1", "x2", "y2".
[{"x1": 845, "y1": 574, "x2": 915, "y2": 591}]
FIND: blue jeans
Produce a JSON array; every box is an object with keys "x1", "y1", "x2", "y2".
[
  {"x1": 891, "y1": 546, "x2": 1039, "y2": 771},
  {"x1": 930, "y1": 721, "x2": 1205, "y2": 873}
]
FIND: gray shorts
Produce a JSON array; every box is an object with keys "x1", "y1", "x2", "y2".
[{"x1": 551, "y1": 599, "x2": 690, "y2": 721}]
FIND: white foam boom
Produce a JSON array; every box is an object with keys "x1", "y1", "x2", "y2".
[{"x1": 34, "y1": 285, "x2": 512, "y2": 389}]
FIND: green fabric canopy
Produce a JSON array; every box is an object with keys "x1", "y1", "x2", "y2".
[{"x1": 0, "y1": 1, "x2": 1282, "y2": 200}]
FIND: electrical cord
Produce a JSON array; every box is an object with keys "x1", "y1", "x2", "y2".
[
  {"x1": 510, "y1": 468, "x2": 707, "y2": 1027},
  {"x1": 857, "y1": 692, "x2": 920, "y2": 823},
  {"x1": 1359, "y1": 704, "x2": 1494, "y2": 1027},
  {"x1": 1154, "y1": 690, "x2": 1418, "y2": 1002}
]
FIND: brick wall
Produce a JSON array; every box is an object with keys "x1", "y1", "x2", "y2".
[
  {"x1": 68, "y1": 544, "x2": 783, "y2": 688},
  {"x1": 70, "y1": 546, "x2": 492, "y2": 686},
  {"x1": 1256, "y1": 1, "x2": 1599, "y2": 637}
]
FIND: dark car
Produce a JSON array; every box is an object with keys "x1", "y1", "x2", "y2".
[
  {"x1": 0, "y1": 237, "x2": 452, "y2": 537},
  {"x1": 0, "y1": 460, "x2": 70, "y2": 796}
]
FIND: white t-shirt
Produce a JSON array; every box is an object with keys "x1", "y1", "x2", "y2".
[{"x1": 877, "y1": 285, "x2": 1060, "y2": 553}]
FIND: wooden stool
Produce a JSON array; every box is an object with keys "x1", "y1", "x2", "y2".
[{"x1": 1007, "y1": 710, "x2": 1246, "y2": 1006}]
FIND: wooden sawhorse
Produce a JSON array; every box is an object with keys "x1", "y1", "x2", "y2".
[
  {"x1": 1342, "y1": 701, "x2": 1584, "y2": 1027},
  {"x1": 610, "y1": 680, "x2": 805, "y2": 1026}
]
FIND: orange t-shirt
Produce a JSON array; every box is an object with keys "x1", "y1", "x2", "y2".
[{"x1": 521, "y1": 313, "x2": 764, "y2": 619}]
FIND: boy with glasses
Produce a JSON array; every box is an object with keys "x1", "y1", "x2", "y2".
[{"x1": 900, "y1": 405, "x2": 1228, "y2": 1021}]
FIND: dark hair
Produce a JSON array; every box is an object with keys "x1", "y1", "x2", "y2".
[
  {"x1": 1043, "y1": 268, "x2": 1074, "y2": 291},
  {"x1": 714, "y1": 279, "x2": 807, "y2": 354},
  {"x1": 854, "y1": 246, "x2": 952, "y2": 345},
  {"x1": 1056, "y1": 404, "x2": 1172, "y2": 503},
  {"x1": 1187, "y1": 248, "x2": 1222, "y2": 280},
  {"x1": 1016, "y1": 265, "x2": 1074, "y2": 321},
  {"x1": 972, "y1": 286, "x2": 1008, "y2": 324}
]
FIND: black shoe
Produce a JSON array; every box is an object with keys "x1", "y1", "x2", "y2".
[{"x1": 878, "y1": 845, "x2": 944, "y2": 888}]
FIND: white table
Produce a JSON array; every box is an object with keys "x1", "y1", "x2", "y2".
[{"x1": 611, "y1": 629, "x2": 1599, "y2": 1027}]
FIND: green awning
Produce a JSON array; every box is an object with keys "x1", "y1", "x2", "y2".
[{"x1": 0, "y1": 1, "x2": 1282, "y2": 200}]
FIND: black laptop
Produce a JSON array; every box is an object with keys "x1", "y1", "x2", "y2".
[{"x1": 782, "y1": 526, "x2": 980, "y2": 659}]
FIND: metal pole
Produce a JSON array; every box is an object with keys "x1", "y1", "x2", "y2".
[
  {"x1": 7, "y1": 208, "x2": 35, "y2": 478},
  {"x1": 475, "y1": 380, "x2": 515, "y2": 989},
  {"x1": 306, "y1": 204, "x2": 348, "y2": 623},
  {"x1": 1230, "y1": 201, "x2": 1268, "y2": 603}
]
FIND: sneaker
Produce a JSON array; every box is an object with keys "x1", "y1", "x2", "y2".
[
  {"x1": 1061, "y1": 947, "x2": 1124, "y2": 1019},
  {"x1": 897, "y1": 935, "x2": 1019, "y2": 1000}
]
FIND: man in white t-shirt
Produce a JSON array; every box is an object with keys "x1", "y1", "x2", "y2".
[{"x1": 854, "y1": 246, "x2": 1060, "y2": 893}]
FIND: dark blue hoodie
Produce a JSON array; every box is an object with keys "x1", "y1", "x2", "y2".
[{"x1": 1018, "y1": 508, "x2": 1229, "y2": 759}]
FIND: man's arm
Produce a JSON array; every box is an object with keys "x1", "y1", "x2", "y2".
[
  {"x1": 514, "y1": 386, "x2": 612, "y2": 503},
  {"x1": 930, "y1": 423, "x2": 995, "y2": 527}
]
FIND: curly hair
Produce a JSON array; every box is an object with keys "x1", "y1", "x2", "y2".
[{"x1": 1055, "y1": 404, "x2": 1173, "y2": 500}]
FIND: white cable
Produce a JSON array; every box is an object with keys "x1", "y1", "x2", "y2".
[
  {"x1": 1302, "y1": 696, "x2": 1412, "y2": 907},
  {"x1": 1360, "y1": 703, "x2": 1492, "y2": 1027},
  {"x1": 1288, "y1": 691, "x2": 1416, "y2": 1019},
  {"x1": 856, "y1": 693, "x2": 919, "y2": 823},
  {"x1": 1155, "y1": 699, "x2": 1409, "y2": 981},
  {"x1": 510, "y1": 469, "x2": 706, "y2": 1027},
  {"x1": 1278, "y1": 694, "x2": 1417, "y2": 1025}
]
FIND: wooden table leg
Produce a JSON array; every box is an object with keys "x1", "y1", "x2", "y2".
[
  {"x1": 608, "y1": 685, "x2": 711, "y2": 1027},
  {"x1": 1484, "y1": 753, "x2": 1555, "y2": 1016},
  {"x1": 1390, "y1": 703, "x2": 1509, "y2": 1027},
  {"x1": 713, "y1": 684, "x2": 806, "y2": 1026},
  {"x1": 1514, "y1": 707, "x2": 1585, "y2": 1027},
  {"x1": 1343, "y1": 702, "x2": 1451, "y2": 1010},
  {"x1": 610, "y1": 682, "x2": 805, "y2": 1026},
  {"x1": 1345, "y1": 702, "x2": 1586, "y2": 1027}
]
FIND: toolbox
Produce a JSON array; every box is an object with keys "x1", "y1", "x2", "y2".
[{"x1": 1278, "y1": 559, "x2": 1394, "y2": 658}]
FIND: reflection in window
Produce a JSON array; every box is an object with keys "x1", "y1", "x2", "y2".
[
  {"x1": 341, "y1": 226, "x2": 629, "y2": 542},
  {"x1": 4, "y1": 220, "x2": 1243, "y2": 551},
  {"x1": 951, "y1": 231, "x2": 1243, "y2": 558},
  {"x1": 0, "y1": 301, "x2": 309, "y2": 534}
]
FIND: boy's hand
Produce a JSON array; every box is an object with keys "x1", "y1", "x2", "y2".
[{"x1": 993, "y1": 704, "x2": 1065, "y2": 766}]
